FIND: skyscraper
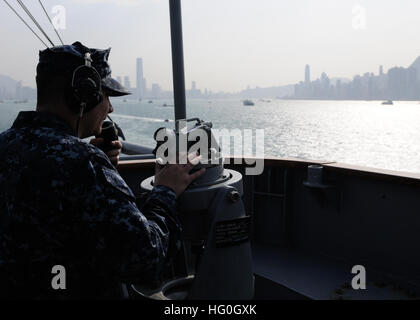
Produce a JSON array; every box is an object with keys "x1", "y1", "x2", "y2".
[
  {"x1": 136, "y1": 58, "x2": 144, "y2": 99},
  {"x1": 379, "y1": 65, "x2": 384, "y2": 76},
  {"x1": 305, "y1": 65, "x2": 310, "y2": 83},
  {"x1": 189, "y1": 81, "x2": 201, "y2": 98}
]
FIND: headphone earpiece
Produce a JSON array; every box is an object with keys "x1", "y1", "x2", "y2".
[{"x1": 70, "y1": 53, "x2": 103, "y2": 116}]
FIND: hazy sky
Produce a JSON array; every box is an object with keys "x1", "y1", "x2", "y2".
[{"x1": 1, "y1": 0, "x2": 420, "y2": 92}]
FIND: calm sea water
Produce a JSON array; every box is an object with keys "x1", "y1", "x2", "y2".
[{"x1": 1, "y1": 98, "x2": 420, "y2": 174}]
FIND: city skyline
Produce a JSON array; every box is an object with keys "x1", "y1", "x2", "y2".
[
  {"x1": 293, "y1": 56, "x2": 420, "y2": 100},
  {"x1": 1, "y1": 1, "x2": 420, "y2": 92},
  {"x1": 2, "y1": 54, "x2": 420, "y2": 101}
]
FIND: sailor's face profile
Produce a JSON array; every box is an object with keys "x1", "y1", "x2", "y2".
[{"x1": 79, "y1": 93, "x2": 113, "y2": 138}]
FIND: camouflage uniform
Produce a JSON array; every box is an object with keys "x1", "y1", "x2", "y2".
[{"x1": 0, "y1": 111, "x2": 182, "y2": 299}]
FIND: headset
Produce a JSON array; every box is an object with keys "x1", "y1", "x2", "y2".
[{"x1": 70, "y1": 52, "x2": 103, "y2": 118}]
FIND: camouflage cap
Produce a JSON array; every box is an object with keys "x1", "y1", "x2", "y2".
[{"x1": 36, "y1": 41, "x2": 130, "y2": 97}]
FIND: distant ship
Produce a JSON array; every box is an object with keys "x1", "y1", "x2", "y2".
[
  {"x1": 382, "y1": 100, "x2": 393, "y2": 105},
  {"x1": 243, "y1": 99, "x2": 255, "y2": 106},
  {"x1": 14, "y1": 99, "x2": 28, "y2": 104},
  {"x1": 148, "y1": 100, "x2": 153, "y2": 104},
  {"x1": 123, "y1": 99, "x2": 127, "y2": 102}
]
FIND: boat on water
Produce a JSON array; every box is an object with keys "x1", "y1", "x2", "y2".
[
  {"x1": 243, "y1": 99, "x2": 255, "y2": 106},
  {"x1": 382, "y1": 100, "x2": 394, "y2": 105},
  {"x1": 13, "y1": 99, "x2": 28, "y2": 104}
]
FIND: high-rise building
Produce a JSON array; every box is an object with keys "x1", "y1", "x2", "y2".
[
  {"x1": 124, "y1": 76, "x2": 131, "y2": 90},
  {"x1": 116, "y1": 76, "x2": 122, "y2": 85},
  {"x1": 188, "y1": 81, "x2": 201, "y2": 98},
  {"x1": 379, "y1": 65, "x2": 384, "y2": 76},
  {"x1": 305, "y1": 65, "x2": 310, "y2": 83},
  {"x1": 136, "y1": 58, "x2": 144, "y2": 98}
]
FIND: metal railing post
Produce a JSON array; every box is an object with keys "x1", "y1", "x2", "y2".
[{"x1": 169, "y1": 0, "x2": 187, "y2": 122}]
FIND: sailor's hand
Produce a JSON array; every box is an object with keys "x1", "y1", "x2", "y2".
[
  {"x1": 90, "y1": 138, "x2": 122, "y2": 166},
  {"x1": 154, "y1": 154, "x2": 206, "y2": 197},
  {"x1": 106, "y1": 140, "x2": 122, "y2": 166}
]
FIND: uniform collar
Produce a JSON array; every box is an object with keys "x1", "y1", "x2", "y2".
[{"x1": 12, "y1": 111, "x2": 77, "y2": 136}]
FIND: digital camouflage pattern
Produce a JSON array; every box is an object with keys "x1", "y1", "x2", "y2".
[{"x1": 0, "y1": 111, "x2": 182, "y2": 299}]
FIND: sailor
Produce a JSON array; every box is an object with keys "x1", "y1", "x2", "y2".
[{"x1": 0, "y1": 42, "x2": 205, "y2": 299}]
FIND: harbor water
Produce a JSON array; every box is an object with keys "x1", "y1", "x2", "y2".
[{"x1": 1, "y1": 98, "x2": 420, "y2": 174}]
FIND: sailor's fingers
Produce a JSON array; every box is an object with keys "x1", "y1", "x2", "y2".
[
  {"x1": 106, "y1": 148, "x2": 120, "y2": 157},
  {"x1": 109, "y1": 140, "x2": 122, "y2": 150},
  {"x1": 106, "y1": 147, "x2": 121, "y2": 166},
  {"x1": 90, "y1": 137, "x2": 104, "y2": 146},
  {"x1": 187, "y1": 168, "x2": 206, "y2": 184},
  {"x1": 184, "y1": 154, "x2": 202, "y2": 172}
]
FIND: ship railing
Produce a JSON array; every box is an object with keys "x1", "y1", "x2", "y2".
[{"x1": 120, "y1": 141, "x2": 155, "y2": 160}]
